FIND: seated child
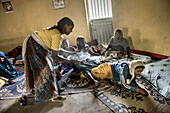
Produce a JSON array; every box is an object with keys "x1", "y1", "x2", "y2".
[
  {"x1": 76, "y1": 60, "x2": 148, "y2": 96},
  {"x1": 76, "y1": 36, "x2": 100, "y2": 56},
  {"x1": 87, "y1": 39, "x2": 105, "y2": 55},
  {"x1": 60, "y1": 39, "x2": 75, "y2": 58},
  {"x1": 59, "y1": 39, "x2": 75, "y2": 74}
]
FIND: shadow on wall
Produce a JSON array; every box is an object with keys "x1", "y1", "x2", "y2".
[
  {"x1": 122, "y1": 27, "x2": 134, "y2": 49},
  {"x1": 131, "y1": 29, "x2": 156, "y2": 52},
  {"x1": 130, "y1": 29, "x2": 142, "y2": 50},
  {"x1": 142, "y1": 38, "x2": 155, "y2": 51}
]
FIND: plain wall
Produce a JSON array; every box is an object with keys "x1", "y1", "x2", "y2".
[
  {"x1": 0, "y1": 0, "x2": 170, "y2": 56},
  {"x1": 112, "y1": 0, "x2": 170, "y2": 56},
  {"x1": 0, "y1": 0, "x2": 90, "y2": 54}
]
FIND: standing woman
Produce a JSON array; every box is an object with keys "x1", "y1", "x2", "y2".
[{"x1": 22, "y1": 17, "x2": 78, "y2": 103}]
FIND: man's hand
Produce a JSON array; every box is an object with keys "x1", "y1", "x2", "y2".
[{"x1": 135, "y1": 87, "x2": 148, "y2": 96}]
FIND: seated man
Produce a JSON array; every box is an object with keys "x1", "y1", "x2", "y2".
[{"x1": 75, "y1": 60, "x2": 148, "y2": 96}]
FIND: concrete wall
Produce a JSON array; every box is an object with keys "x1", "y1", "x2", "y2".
[
  {"x1": 1, "y1": 0, "x2": 170, "y2": 56},
  {"x1": 112, "y1": 0, "x2": 170, "y2": 56},
  {"x1": 0, "y1": 0, "x2": 90, "y2": 54}
]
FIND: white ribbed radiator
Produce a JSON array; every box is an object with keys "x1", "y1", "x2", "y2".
[{"x1": 90, "y1": 18, "x2": 113, "y2": 45}]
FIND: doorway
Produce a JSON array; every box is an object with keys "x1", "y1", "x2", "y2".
[{"x1": 85, "y1": 0, "x2": 113, "y2": 45}]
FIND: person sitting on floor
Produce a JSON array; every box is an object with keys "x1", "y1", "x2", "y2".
[
  {"x1": 103, "y1": 29, "x2": 131, "y2": 58},
  {"x1": 0, "y1": 51, "x2": 22, "y2": 85},
  {"x1": 87, "y1": 39, "x2": 105, "y2": 55},
  {"x1": 75, "y1": 36, "x2": 100, "y2": 56},
  {"x1": 75, "y1": 60, "x2": 148, "y2": 96},
  {"x1": 58, "y1": 39, "x2": 76, "y2": 74},
  {"x1": 60, "y1": 39, "x2": 75, "y2": 58}
]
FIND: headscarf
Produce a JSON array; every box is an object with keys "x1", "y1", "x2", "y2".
[
  {"x1": 48, "y1": 17, "x2": 74, "y2": 33},
  {"x1": 0, "y1": 51, "x2": 9, "y2": 70},
  {"x1": 128, "y1": 60, "x2": 145, "y2": 84},
  {"x1": 114, "y1": 29, "x2": 123, "y2": 40},
  {"x1": 0, "y1": 51, "x2": 21, "y2": 79},
  {"x1": 109, "y1": 29, "x2": 129, "y2": 49}
]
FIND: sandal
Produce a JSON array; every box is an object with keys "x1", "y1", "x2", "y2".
[
  {"x1": 60, "y1": 87, "x2": 65, "y2": 92},
  {"x1": 17, "y1": 93, "x2": 28, "y2": 106},
  {"x1": 51, "y1": 96, "x2": 66, "y2": 102}
]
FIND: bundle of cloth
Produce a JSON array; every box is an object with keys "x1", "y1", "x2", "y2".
[{"x1": 141, "y1": 57, "x2": 170, "y2": 98}]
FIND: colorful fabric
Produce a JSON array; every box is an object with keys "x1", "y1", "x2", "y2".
[
  {"x1": 6, "y1": 46, "x2": 22, "y2": 58},
  {"x1": 37, "y1": 29, "x2": 62, "y2": 51},
  {"x1": 111, "y1": 63, "x2": 137, "y2": 92},
  {"x1": 23, "y1": 36, "x2": 60, "y2": 103},
  {"x1": 0, "y1": 51, "x2": 22, "y2": 80}
]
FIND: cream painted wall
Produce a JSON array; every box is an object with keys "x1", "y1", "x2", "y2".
[
  {"x1": 112, "y1": 0, "x2": 170, "y2": 56},
  {"x1": 0, "y1": 0, "x2": 90, "y2": 54}
]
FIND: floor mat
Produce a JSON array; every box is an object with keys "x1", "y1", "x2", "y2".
[
  {"x1": 0, "y1": 69, "x2": 95, "y2": 99},
  {"x1": 96, "y1": 78, "x2": 170, "y2": 113},
  {"x1": 0, "y1": 74, "x2": 26, "y2": 99}
]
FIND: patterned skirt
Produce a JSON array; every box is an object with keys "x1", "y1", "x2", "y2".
[{"x1": 23, "y1": 36, "x2": 60, "y2": 103}]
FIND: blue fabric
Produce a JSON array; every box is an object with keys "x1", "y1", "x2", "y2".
[
  {"x1": 0, "y1": 74, "x2": 26, "y2": 99},
  {"x1": 0, "y1": 51, "x2": 22, "y2": 80},
  {"x1": 111, "y1": 63, "x2": 138, "y2": 92},
  {"x1": 61, "y1": 64, "x2": 73, "y2": 73}
]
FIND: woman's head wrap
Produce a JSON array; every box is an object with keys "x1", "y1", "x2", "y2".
[
  {"x1": 115, "y1": 29, "x2": 123, "y2": 39},
  {"x1": 127, "y1": 60, "x2": 145, "y2": 84},
  {"x1": 0, "y1": 51, "x2": 7, "y2": 62}
]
